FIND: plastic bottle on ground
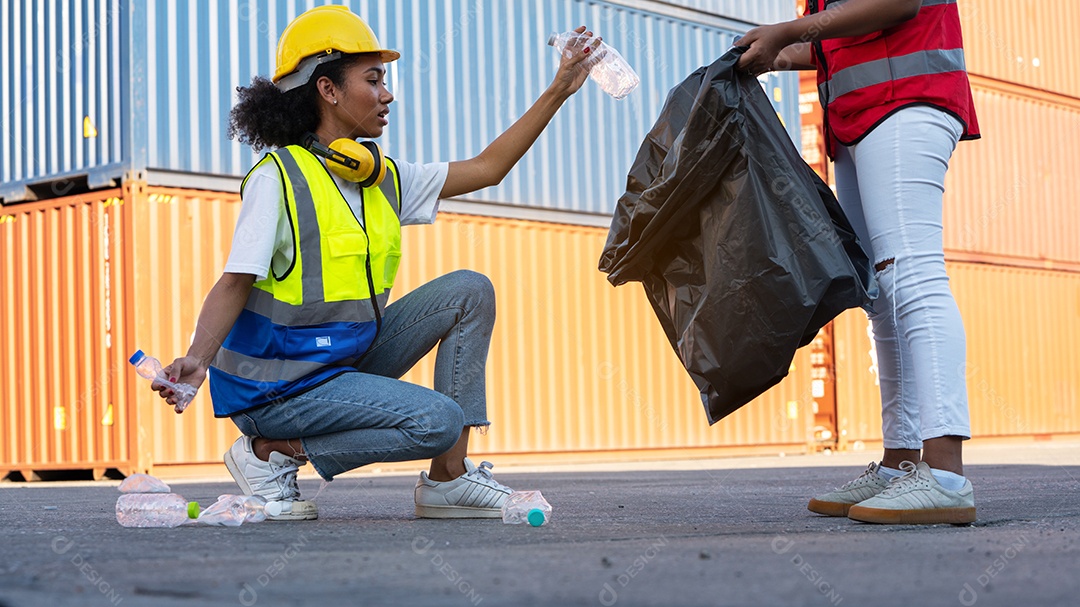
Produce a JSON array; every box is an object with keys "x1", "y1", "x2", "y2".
[
  {"x1": 116, "y1": 493, "x2": 200, "y2": 528},
  {"x1": 129, "y1": 349, "x2": 198, "y2": 412},
  {"x1": 196, "y1": 495, "x2": 268, "y2": 527},
  {"x1": 118, "y1": 473, "x2": 171, "y2": 493},
  {"x1": 501, "y1": 490, "x2": 552, "y2": 527},
  {"x1": 548, "y1": 31, "x2": 640, "y2": 100}
]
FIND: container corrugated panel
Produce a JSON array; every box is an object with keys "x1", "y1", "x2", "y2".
[
  {"x1": 138, "y1": 0, "x2": 798, "y2": 215},
  {"x1": 2, "y1": 0, "x2": 799, "y2": 214},
  {"x1": 392, "y1": 214, "x2": 817, "y2": 453},
  {"x1": 0, "y1": 191, "x2": 130, "y2": 476},
  {"x1": 128, "y1": 187, "x2": 816, "y2": 466},
  {"x1": 954, "y1": 264, "x2": 1080, "y2": 437},
  {"x1": 124, "y1": 186, "x2": 245, "y2": 466},
  {"x1": 960, "y1": 0, "x2": 1080, "y2": 100},
  {"x1": 0, "y1": 0, "x2": 127, "y2": 201},
  {"x1": 831, "y1": 309, "x2": 886, "y2": 445},
  {"x1": 834, "y1": 262, "x2": 1080, "y2": 444},
  {"x1": 944, "y1": 84, "x2": 1080, "y2": 264},
  {"x1": 657, "y1": 0, "x2": 798, "y2": 24}
]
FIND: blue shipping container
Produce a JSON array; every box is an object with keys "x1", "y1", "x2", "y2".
[
  {"x1": 645, "y1": 0, "x2": 799, "y2": 25},
  {"x1": 1, "y1": 0, "x2": 799, "y2": 219}
]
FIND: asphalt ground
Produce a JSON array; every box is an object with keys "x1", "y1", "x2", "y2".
[{"x1": 1, "y1": 442, "x2": 1078, "y2": 607}]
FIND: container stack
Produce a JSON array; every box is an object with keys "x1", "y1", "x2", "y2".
[
  {"x1": 0, "y1": 0, "x2": 802, "y2": 479},
  {"x1": 4, "y1": 0, "x2": 1072, "y2": 480}
]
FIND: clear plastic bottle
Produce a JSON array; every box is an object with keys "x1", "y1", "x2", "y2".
[
  {"x1": 501, "y1": 490, "x2": 552, "y2": 527},
  {"x1": 116, "y1": 493, "x2": 200, "y2": 528},
  {"x1": 118, "y1": 473, "x2": 171, "y2": 493},
  {"x1": 129, "y1": 349, "x2": 198, "y2": 412},
  {"x1": 196, "y1": 494, "x2": 268, "y2": 527},
  {"x1": 548, "y1": 31, "x2": 640, "y2": 100}
]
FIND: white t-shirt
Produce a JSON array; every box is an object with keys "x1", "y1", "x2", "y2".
[{"x1": 225, "y1": 157, "x2": 449, "y2": 281}]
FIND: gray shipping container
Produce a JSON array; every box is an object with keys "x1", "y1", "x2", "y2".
[
  {"x1": 1, "y1": 0, "x2": 799, "y2": 220},
  {"x1": 648, "y1": 0, "x2": 799, "y2": 24}
]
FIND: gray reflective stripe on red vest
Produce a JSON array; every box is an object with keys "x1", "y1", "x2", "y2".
[
  {"x1": 243, "y1": 287, "x2": 386, "y2": 326},
  {"x1": 819, "y1": 48, "x2": 968, "y2": 104},
  {"x1": 826, "y1": 0, "x2": 954, "y2": 10}
]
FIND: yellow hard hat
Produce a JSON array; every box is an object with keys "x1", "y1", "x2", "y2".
[{"x1": 273, "y1": 5, "x2": 400, "y2": 92}]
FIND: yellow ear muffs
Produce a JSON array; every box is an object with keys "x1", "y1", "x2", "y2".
[{"x1": 305, "y1": 134, "x2": 386, "y2": 188}]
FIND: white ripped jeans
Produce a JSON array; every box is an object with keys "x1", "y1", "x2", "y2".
[{"x1": 834, "y1": 105, "x2": 971, "y2": 449}]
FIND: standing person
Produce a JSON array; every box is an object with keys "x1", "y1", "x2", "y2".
[
  {"x1": 152, "y1": 5, "x2": 601, "y2": 520},
  {"x1": 736, "y1": 0, "x2": 980, "y2": 524}
]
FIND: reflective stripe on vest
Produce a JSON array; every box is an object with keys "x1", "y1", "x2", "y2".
[
  {"x1": 819, "y1": 48, "x2": 967, "y2": 104},
  {"x1": 242, "y1": 286, "x2": 390, "y2": 326},
  {"x1": 826, "y1": 0, "x2": 955, "y2": 9},
  {"x1": 209, "y1": 146, "x2": 403, "y2": 417}
]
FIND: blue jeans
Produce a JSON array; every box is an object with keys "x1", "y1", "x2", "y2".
[
  {"x1": 834, "y1": 106, "x2": 971, "y2": 448},
  {"x1": 231, "y1": 270, "x2": 496, "y2": 480}
]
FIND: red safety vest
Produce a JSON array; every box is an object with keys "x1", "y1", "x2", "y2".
[{"x1": 807, "y1": 0, "x2": 980, "y2": 157}]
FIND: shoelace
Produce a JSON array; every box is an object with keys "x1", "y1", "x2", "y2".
[
  {"x1": 879, "y1": 461, "x2": 923, "y2": 497},
  {"x1": 467, "y1": 461, "x2": 510, "y2": 491},
  {"x1": 838, "y1": 462, "x2": 880, "y2": 490},
  {"x1": 258, "y1": 460, "x2": 301, "y2": 500}
]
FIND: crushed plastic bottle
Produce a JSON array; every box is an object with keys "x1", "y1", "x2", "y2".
[
  {"x1": 129, "y1": 349, "x2": 198, "y2": 413},
  {"x1": 116, "y1": 493, "x2": 200, "y2": 528},
  {"x1": 548, "y1": 31, "x2": 640, "y2": 99},
  {"x1": 196, "y1": 494, "x2": 268, "y2": 527},
  {"x1": 501, "y1": 490, "x2": 552, "y2": 527},
  {"x1": 118, "y1": 473, "x2": 171, "y2": 493}
]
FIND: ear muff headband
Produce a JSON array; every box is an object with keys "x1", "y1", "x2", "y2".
[{"x1": 304, "y1": 134, "x2": 386, "y2": 188}]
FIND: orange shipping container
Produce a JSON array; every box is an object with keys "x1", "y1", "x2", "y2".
[
  {"x1": 834, "y1": 262, "x2": 1080, "y2": 446},
  {"x1": 125, "y1": 186, "x2": 822, "y2": 471},
  {"x1": 959, "y1": 0, "x2": 1080, "y2": 100},
  {"x1": 6, "y1": 188, "x2": 1079, "y2": 476},
  {"x1": 391, "y1": 214, "x2": 818, "y2": 457},
  {"x1": 945, "y1": 83, "x2": 1080, "y2": 267},
  {"x1": 0, "y1": 191, "x2": 132, "y2": 479},
  {"x1": 2, "y1": 185, "x2": 822, "y2": 478},
  {"x1": 126, "y1": 185, "x2": 248, "y2": 470}
]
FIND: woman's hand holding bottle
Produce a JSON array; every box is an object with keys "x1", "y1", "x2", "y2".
[
  {"x1": 158, "y1": 356, "x2": 207, "y2": 412},
  {"x1": 548, "y1": 26, "x2": 604, "y2": 98}
]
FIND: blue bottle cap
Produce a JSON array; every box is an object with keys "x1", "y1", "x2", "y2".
[
  {"x1": 128, "y1": 350, "x2": 145, "y2": 365},
  {"x1": 527, "y1": 508, "x2": 546, "y2": 527}
]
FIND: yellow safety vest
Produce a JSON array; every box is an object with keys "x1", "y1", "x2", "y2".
[{"x1": 209, "y1": 145, "x2": 402, "y2": 417}]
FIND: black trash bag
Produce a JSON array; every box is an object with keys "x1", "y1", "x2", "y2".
[{"x1": 598, "y1": 48, "x2": 874, "y2": 425}]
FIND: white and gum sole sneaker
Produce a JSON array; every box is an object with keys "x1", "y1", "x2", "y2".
[
  {"x1": 808, "y1": 462, "x2": 891, "y2": 517},
  {"x1": 847, "y1": 461, "x2": 975, "y2": 525}
]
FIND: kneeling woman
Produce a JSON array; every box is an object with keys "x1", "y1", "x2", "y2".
[{"x1": 154, "y1": 6, "x2": 599, "y2": 520}]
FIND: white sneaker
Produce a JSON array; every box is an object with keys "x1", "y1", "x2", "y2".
[
  {"x1": 223, "y1": 436, "x2": 318, "y2": 521},
  {"x1": 847, "y1": 461, "x2": 976, "y2": 525},
  {"x1": 414, "y1": 458, "x2": 513, "y2": 519},
  {"x1": 808, "y1": 462, "x2": 892, "y2": 517}
]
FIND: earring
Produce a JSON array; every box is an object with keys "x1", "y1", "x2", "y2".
[{"x1": 333, "y1": 99, "x2": 338, "y2": 105}]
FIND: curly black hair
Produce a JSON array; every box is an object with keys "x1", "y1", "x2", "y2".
[{"x1": 227, "y1": 53, "x2": 369, "y2": 152}]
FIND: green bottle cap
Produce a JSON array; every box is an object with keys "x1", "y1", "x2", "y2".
[
  {"x1": 187, "y1": 502, "x2": 201, "y2": 519},
  {"x1": 527, "y1": 508, "x2": 546, "y2": 527}
]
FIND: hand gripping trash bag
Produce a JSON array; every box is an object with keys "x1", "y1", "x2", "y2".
[{"x1": 598, "y1": 48, "x2": 874, "y2": 425}]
